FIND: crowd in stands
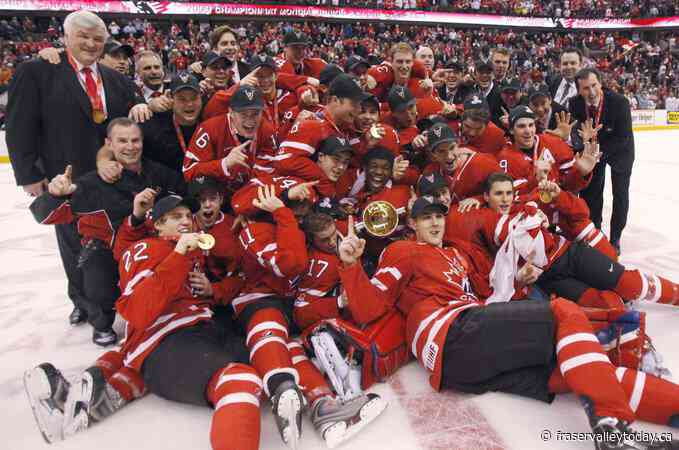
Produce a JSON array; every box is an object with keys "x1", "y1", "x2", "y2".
[{"x1": 1, "y1": 14, "x2": 679, "y2": 115}]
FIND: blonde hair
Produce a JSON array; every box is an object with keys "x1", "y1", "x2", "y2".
[{"x1": 390, "y1": 42, "x2": 415, "y2": 59}]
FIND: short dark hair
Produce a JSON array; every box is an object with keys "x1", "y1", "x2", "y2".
[
  {"x1": 210, "y1": 25, "x2": 238, "y2": 49},
  {"x1": 462, "y1": 108, "x2": 490, "y2": 123},
  {"x1": 575, "y1": 67, "x2": 602, "y2": 86},
  {"x1": 362, "y1": 147, "x2": 395, "y2": 168},
  {"x1": 302, "y1": 212, "x2": 335, "y2": 237},
  {"x1": 560, "y1": 47, "x2": 583, "y2": 63},
  {"x1": 106, "y1": 117, "x2": 141, "y2": 138},
  {"x1": 483, "y1": 172, "x2": 514, "y2": 193}
]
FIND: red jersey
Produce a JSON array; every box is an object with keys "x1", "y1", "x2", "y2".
[
  {"x1": 183, "y1": 113, "x2": 277, "y2": 186},
  {"x1": 275, "y1": 55, "x2": 326, "y2": 79},
  {"x1": 232, "y1": 207, "x2": 308, "y2": 315},
  {"x1": 452, "y1": 121, "x2": 507, "y2": 156},
  {"x1": 424, "y1": 151, "x2": 501, "y2": 204},
  {"x1": 294, "y1": 247, "x2": 342, "y2": 330},
  {"x1": 496, "y1": 134, "x2": 591, "y2": 194},
  {"x1": 339, "y1": 240, "x2": 482, "y2": 390},
  {"x1": 117, "y1": 238, "x2": 213, "y2": 371},
  {"x1": 367, "y1": 60, "x2": 431, "y2": 101},
  {"x1": 231, "y1": 175, "x2": 315, "y2": 217}
]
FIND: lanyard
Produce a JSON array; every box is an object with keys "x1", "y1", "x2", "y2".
[
  {"x1": 227, "y1": 112, "x2": 259, "y2": 164},
  {"x1": 585, "y1": 96, "x2": 605, "y2": 131},
  {"x1": 67, "y1": 51, "x2": 104, "y2": 113},
  {"x1": 173, "y1": 115, "x2": 188, "y2": 154}
]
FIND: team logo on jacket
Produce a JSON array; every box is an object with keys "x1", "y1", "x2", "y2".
[
  {"x1": 245, "y1": 89, "x2": 255, "y2": 101},
  {"x1": 180, "y1": 73, "x2": 189, "y2": 83},
  {"x1": 469, "y1": 95, "x2": 482, "y2": 105},
  {"x1": 432, "y1": 126, "x2": 442, "y2": 138}
]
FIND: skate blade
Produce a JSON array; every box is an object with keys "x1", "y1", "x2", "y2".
[
  {"x1": 323, "y1": 396, "x2": 388, "y2": 449},
  {"x1": 277, "y1": 391, "x2": 302, "y2": 450},
  {"x1": 23, "y1": 367, "x2": 64, "y2": 444},
  {"x1": 63, "y1": 372, "x2": 94, "y2": 438}
]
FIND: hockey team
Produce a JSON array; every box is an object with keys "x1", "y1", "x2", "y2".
[{"x1": 18, "y1": 10, "x2": 679, "y2": 450}]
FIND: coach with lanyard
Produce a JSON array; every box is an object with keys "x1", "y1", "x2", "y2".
[
  {"x1": 6, "y1": 10, "x2": 150, "y2": 328},
  {"x1": 569, "y1": 68, "x2": 634, "y2": 255}
]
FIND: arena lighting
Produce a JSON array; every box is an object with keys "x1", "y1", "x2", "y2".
[{"x1": 1, "y1": 0, "x2": 679, "y2": 29}]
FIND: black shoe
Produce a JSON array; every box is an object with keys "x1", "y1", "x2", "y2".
[
  {"x1": 92, "y1": 329, "x2": 117, "y2": 347},
  {"x1": 69, "y1": 307, "x2": 87, "y2": 326}
]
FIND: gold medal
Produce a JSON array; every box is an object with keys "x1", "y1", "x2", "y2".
[
  {"x1": 369, "y1": 125, "x2": 382, "y2": 140},
  {"x1": 197, "y1": 233, "x2": 215, "y2": 250},
  {"x1": 539, "y1": 190, "x2": 553, "y2": 204},
  {"x1": 93, "y1": 110, "x2": 106, "y2": 124}
]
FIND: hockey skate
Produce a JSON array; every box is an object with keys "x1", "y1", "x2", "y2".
[
  {"x1": 23, "y1": 363, "x2": 71, "y2": 443},
  {"x1": 591, "y1": 416, "x2": 679, "y2": 450},
  {"x1": 311, "y1": 331, "x2": 362, "y2": 401},
  {"x1": 311, "y1": 393, "x2": 388, "y2": 449},
  {"x1": 271, "y1": 380, "x2": 305, "y2": 450},
  {"x1": 63, "y1": 366, "x2": 126, "y2": 439}
]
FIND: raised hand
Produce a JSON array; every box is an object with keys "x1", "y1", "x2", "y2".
[
  {"x1": 288, "y1": 180, "x2": 319, "y2": 201},
  {"x1": 175, "y1": 232, "x2": 201, "y2": 255},
  {"x1": 546, "y1": 111, "x2": 576, "y2": 141},
  {"x1": 133, "y1": 187, "x2": 158, "y2": 219},
  {"x1": 412, "y1": 133, "x2": 428, "y2": 149},
  {"x1": 240, "y1": 67, "x2": 261, "y2": 88},
  {"x1": 392, "y1": 155, "x2": 410, "y2": 181},
  {"x1": 500, "y1": 107, "x2": 510, "y2": 129},
  {"x1": 575, "y1": 140, "x2": 601, "y2": 176},
  {"x1": 577, "y1": 118, "x2": 603, "y2": 143},
  {"x1": 365, "y1": 124, "x2": 386, "y2": 148},
  {"x1": 48, "y1": 165, "x2": 77, "y2": 197},
  {"x1": 538, "y1": 179, "x2": 561, "y2": 200},
  {"x1": 128, "y1": 103, "x2": 153, "y2": 123},
  {"x1": 457, "y1": 197, "x2": 481, "y2": 213},
  {"x1": 252, "y1": 185, "x2": 285, "y2": 213},
  {"x1": 516, "y1": 250, "x2": 539, "y2": 287},
  {"x1": 223, "y1": 141, "x2": 252, "y2": 171},
  {"x1": 337, "y1": 215, "x2": 366, "y2": 266}
]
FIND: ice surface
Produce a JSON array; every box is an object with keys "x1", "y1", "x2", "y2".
[{"x1": 2, "y1": 130, "x2": 679, "y2": 450}]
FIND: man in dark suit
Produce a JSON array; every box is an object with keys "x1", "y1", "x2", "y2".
[
  {"x1": 473, "y1": 59, "x2": 504, "y2": 129},
  {"x1": 436, "y1": 60, "x2": 473, "y2": 105},
  {"x1": 6, "y1": 10, "x2": 149, "y2": 328},
  {"x1": 569, "y1": 68, "x2": 634, "y2": 254},
  {"x1": 548, "y1": 47, "x2": 583, "y2": 108}
]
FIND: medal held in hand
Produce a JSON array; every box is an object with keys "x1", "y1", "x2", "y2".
[
  {"x1": 93, "y1": 109, "x2": 106, "y2": 124},
  {"x1": 539, "y1": 189, "x2": 553, "y2": 204},
  {"x1": 197, "y1": 233, "x2": 215, "y2": 250}
]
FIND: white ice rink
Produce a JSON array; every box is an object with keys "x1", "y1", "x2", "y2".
[{"x1": 2, "y1": 130, "x2": 679, "y2": 450}]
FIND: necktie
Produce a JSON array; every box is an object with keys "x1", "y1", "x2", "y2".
[
  {"x1": 81, "y1": 67, "x2": 98, "y2": 102},
  {"x1": 151, "y1": 91, "x2": 162, "y2": 98},
  {"x1": 588, "y1": 105, "x2": 597, "y2": 119},
  {"x1": 558, "y1": 81, "x2": 572, "y2": 104}
]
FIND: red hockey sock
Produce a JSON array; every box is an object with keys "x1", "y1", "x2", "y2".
[
  {"x1": 107, "y1": 368, "x2": 146, "y2": 402},
  {"x1": 615, "y1": 270, "x2": 679, "y2": 305},
  {"x1": 577, "y1": 289, "x2": 625, "y2": 309},
  {"x1": 550, "y1": 298, "x2": 634, "y2": 421},
  {"x1": 592, "y1": 236, "x2": 618, "y2": 262},
  {"x1": 207, "y1": 363, "x2": 262, "y2": 450},
  {"x1": 614, "y1": 367, "x2": 679, "y2": 427},
  {"x1": 95, "y1": 351, "x2": 124, "y2": 380},
  {"x1": 287, "y1": 339, "x2": 333, "y2": 405},
  {"x1": 245, "y1": 307, "x2": 297, "y2": 396}
]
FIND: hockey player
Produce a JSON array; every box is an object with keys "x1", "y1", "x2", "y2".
[
  {"x1": 275, "y1": 74, "x2": 369, "y2": 197},
  {"x1": 481, "y1": 172, "x2": 679, "y2": 309},
  {"x1": 29, "y1": 117, "x2": 184, "y2": 346},
  {"x1": 24, "y1": 195, "x2": 261, "y2": 450},
  {"x1": 496, "y1": 105, "x2": 596, "y2": 194},
  {"x1": 455, "y1": 95, "x2": 507, "y2": 156},
  {"x1": 337, "y1": 197, "x2": 679, "y2": 450},
  {"x1": 366, "y1": 42, "x2": 433, "y2": 101},
  {"x1": 183, "y1": 84, "x2": 277, "y2": 185}
]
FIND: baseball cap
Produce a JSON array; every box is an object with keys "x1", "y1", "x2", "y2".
[
  {"x1": 345, "y1": 55, "x2": 370, "y2": 73},
  {"x1": 318, "y1": 136, "x2": 354, "y2": 157},
  {"x1": 230, "y1": 85, "x2": 265, "y2": 111},
  {"x1": 362, "y1": 147, "x2": 395, "y2": 167},
  {"x1": 328, "y1": 74, "x2": 369, "y2": 102},
  {"x1": 361, "y1": 93, "x2": 380, "y2": 109},
  {"x1": 463, "y1": 93, "x2": 489, "y2": 112},
  {"x1": 508, "y1": 105, "x2": 536, "y2": 129},
  {"x1": 248, "y1": 54, "x2": 277, "y2": 71},
  {"x1": 475, "y1": 59, "x2": 493, "y2": 73},
  {"x1": 426, "y1": 123, "x2": 458, "y2": 149},
  {"x1": 202, "y1": 51, "x2": 232, "y2": 69},
  {"x1": 151, "y1": 195, "x2": 199, "y2": 222},
  {"x1": 387, "y1": 86, "x2": 416, "y2": 113},
  {"x1": 528, "y1": 84, "x2": 551, "y2": 102},
  {"x1": 283, "y1": 30, "x2": 309, "y2": 47},
  {"x1": 500, "y1": 78, "x2": 522, "y2": 93},
  {"x1": 312, "y1": 197, "x2": 347, "y2": 220},
  {"x1": 410, "y1": 196, "x2": 448, "y2": 218},
  {"x1": 169, "y1": 72, "x2": 200, "y2": 94},
  {"x1": 104, "y1": 40, "x2": 133, "y2": 58},
  {"x1": 188, "y1": 176, "x2": 222, "y2": 199},
  {"x1": 417, "y1": 172, "x2": 449, "y2": 196},
  {"x1": 319, "y1": 64, "x2": 344, "y2": 86}
]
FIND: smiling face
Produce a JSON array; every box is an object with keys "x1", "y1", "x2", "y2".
[
  {"x1": 461, "y1": 117, "x2": 487, "y2": 141},
  {"x1": 311, "y1": 222, "x2": 338, "y2": 254},
  {"x1": 137, "y1": 54, "x2": 164, "y2": 89},
  {"x1": 511, "y1": 117, "x2": 536, "y2": 149},
  {"x1": 356, "y1": 101, "x2": 380, "y2": 132},
  {"x1": 64, "y1": 25, "x2": 106, "y2": 66},
  {"x1": 154, "y1": 206, "x2": 195, "y2": 237},
  {"x1": 101, "y1": 51, "x2": 129, "y2": 74},
  {"x1": 230, "y1": 109, "x2": 263, "y2": 138},
  {"x1": 560, "y1": 51, "x2": 582, "y2": 81},
  {"x1": 204, "y1": 59, "x2": 231, "y2": 89},
  {"x1": 484, "y1": 180, "x2": 514, "y2": 215},
  {"x1": 196, "y1": 189, "x2": 223, "y2": 229},
  {"x1": 318, "y1": 151, "x2": 351, "y2": 182},
  {"x1": 365, "y1": 158, "x2": 393, "y2": 192},
  {"x1": 577, "y1": 72, "x2": 603, "y2": 107},
  {"x1": 255, "y1": 66, "x2": 276, "y2": 98},
  {"x1": 429, "y1": 141, "x2": 458, "y2": 176},
  {"x1": 216, "y1": 31, "x2": 239, "y2": 61},
  {"x1": 491, "y1": 52, "x2": 510, "y2": 80},
  {"x1": 416, "y1": 47, "x2": 435, "y2": 72},
  {"x1": 410, "y1": 211, "x2": 445, "y2": 247},
  {"x1": 172, "y1": 89, "x2": 202, "y2": 125},
  {"x1": 392, "y1": 51, "x2": 414, "y2": 85},
  {"x1": 106, "y1": 124, "x2": 142, "y2": 169},
  {"x1": 285, "y1": 44, "x2": 306, "y2": 65},
  {"x1": 392, "y1": 103, "x2": 417, "y2": 129}
]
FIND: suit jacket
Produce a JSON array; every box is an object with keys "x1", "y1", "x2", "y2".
[
  {"x1": 547, "y1": 74, "x2": 564, "y2": 99},
  {"x1": 547, "y1": 101, "x2": 567, "y2": 130},
  {"x1": 6, "y1": 53, "x2": 139, "y2": 186},
  {"x1": 437, "y1": 84, "x2": 473, "y2": 104},
  {"x1": 569, "y1": 89, "x2": 635, "y2": 170}
]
